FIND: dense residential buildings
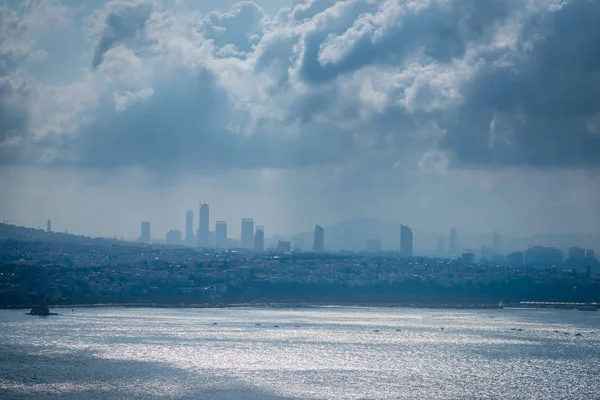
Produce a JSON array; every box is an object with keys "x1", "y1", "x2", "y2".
[
  {"x1": 1, "y1": 235, "x2": 598, "y2": 308},
  {"x1": 313, "y1": 225, "x2": 324, "y2": 253},
  {"x1": 198, "y1": 203, "x2": 209, "y2": 248},
  {"x1": 400, "y1": 225, "x2": 413, "y2": 257},
  {"x1": 140, "y1": 222, "x2": 150, "y2": 244},
  {"x1": 215, "y1": 221, "x2": 227, "y2": 249},
  {"x1": 241, "y1": 219, "x2": 254, "y2": 249}
]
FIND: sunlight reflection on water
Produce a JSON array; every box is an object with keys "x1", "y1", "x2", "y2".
[{"x1": 1, "y1": 307, "x2": 599, "y2": 399}]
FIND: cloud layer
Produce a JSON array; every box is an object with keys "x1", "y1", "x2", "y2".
[{"x1": 2, "y1": 0, "x2": 600, "y2": 174}]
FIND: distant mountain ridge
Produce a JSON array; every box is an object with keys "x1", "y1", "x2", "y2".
[
  {"x1": 291, "y1": 218, "x2": 599, "y2": 254},
  {"x1": 0, "y1": 223, "x2": 128, "y2": 246}
]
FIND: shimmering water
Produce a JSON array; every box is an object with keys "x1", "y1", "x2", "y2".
[{"x1": 1, "y1": 307, "x2": 599, "y2": 399}]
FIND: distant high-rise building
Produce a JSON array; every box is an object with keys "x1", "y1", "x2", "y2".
[
  {"x1": 241, "y1": 218, "x2": 254, "y2": 249},
  {"x1": 254, "y1": 226, "x2": 265, "y2": 253},
  {"x1": 400, "y1": 225, "x2": 413, "y2": 257},
  {"x1": 185, "y1": 210, "x2": 194, "y2": 246},
  {"x1": 481, "y1": 245, "x2": 494, "y2": 261},
  {"x1": 277, "y1": 240, "x2": 291, "y2": 254},
  {"x1": 457, "y1": 249, "x2": 475, "y2": 264},
  {"x1": 435, "y1": 237, "x2": 444, "y2": 257},
  {"x1": 586, "y1": 249, "x2": 596, "y2": 259},
  {"x1": 507, "y1": 251, "x2": 525, "y2": 266},
  {"x1": 215, "y1": 221, "x2": 227, "y2": 249},
  {"x1": 449, "y1": 228, "x2": 458, "y2": 254},
  {"x1": 46, "y1": 219, "x2": 52, "y2": 233},
  {"x1": 366, "y1": 239, "x2": 381, "y2": 253},
  {"x1": 492, "y1": 230, "x2": 501, "y2": 255},
  {"x1": 140, "y1": 221, "x2": 150, "y2": 244},
  {"x1": 166, "y1": 229, "x2": 182, "y2": 245},
  {"x1": 313, "y1": 225, "x2": 324, "y2": 253},
  {"x1": 198, "y1": 203, "x2": 209, "y2": 247},
  {"x1": 525, "y1": 246, "x2": 563, "y2": 267},
  {"x1": 568, "y1": 247, "x2": 586, "y2": 260}
]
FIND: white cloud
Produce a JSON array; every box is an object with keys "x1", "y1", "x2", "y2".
[{"x1": 1, "y1": 0, "x2": 600, "y2": 238}]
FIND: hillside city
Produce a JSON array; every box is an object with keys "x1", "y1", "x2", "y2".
[{"x1": 0, "y1": 216, "x2": 598, "y2": 308}]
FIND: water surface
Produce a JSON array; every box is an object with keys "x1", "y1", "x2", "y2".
[{"x1": 1, "y1": 307, "x2": 599, "y2": 399}]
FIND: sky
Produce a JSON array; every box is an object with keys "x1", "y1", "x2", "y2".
[{"x1": 1, "y1": 0, "x2": 600, "y2": 241}]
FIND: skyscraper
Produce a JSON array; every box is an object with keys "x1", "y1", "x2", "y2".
[
  {"x1": 166, "y1": 229, "x2": 182, "y2": 245},
  {"x1": 254, "y1": 225, "x2": 264, "y2": 253},
  {"x1": 185, "y1": 210, "x2": 194, "y2": 246},
  {"x1": 215, "y1": 221, "x2": 227, "y2": 249},
  {"x1": 492, "y1": 230, "x2": 501, "y2": 255},
  {"x1": 46, "y1": 219, "x2": 52, "y2": 233},
  {"x1": 449, "y1": 228, "x2": 458, "y2": 254},
  {"x1": 199, "y1": 203, "x2": 209, "y2": 247},
  {"x1": 313, "y1": 225, "x2": 324, "y2": 253},
  {"x1": 277, "y1": 240, "x2": 291, "y2": 253},
  {"x1": 140, "y1": 221, "x2": 150, "y2": 244},
  {"x1": 241, "y1": 218, "x2": 254, "y2": 249},
  {"x1": 400, "y1": 225, "x2": 413, "y2": 257}
]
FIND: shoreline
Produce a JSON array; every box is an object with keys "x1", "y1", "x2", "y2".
[
  {"x1": 3, "y1": 302, "x2": 597, "y2": 311},
  {"x1": 0, "y1": 302, "x2": 520, "y2": 311}
]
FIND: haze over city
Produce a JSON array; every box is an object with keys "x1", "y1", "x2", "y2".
[{"x1": 1, "y1": 0, "x2": 600, "y2": 242}]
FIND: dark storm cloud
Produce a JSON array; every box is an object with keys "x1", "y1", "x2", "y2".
[
  {"x1": 440, "y1": 0, "x2": 600, "y2": 168},
  {"x1": 298, "y1": 0, "x2": 518, "y2": 83},
  {"x1": 4, "y1": 0, "x2": 600, "y2": 173},
  {"x1": 73, "y1": 69, "x2": 353, "y2": 172},
  {"x1": 90, "y1": 0, "x2": 153, "y2": 68}
]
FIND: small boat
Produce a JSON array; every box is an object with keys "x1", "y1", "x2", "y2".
[
  {"x1": 27, "y1": 304, "x2": 58, "y2": 316},
  {"x1": 273, "y1": 325, "x2": 279, "y2": 328}
]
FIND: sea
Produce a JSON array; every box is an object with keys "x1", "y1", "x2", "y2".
[{"x1": 1, "y1": 307, "x2": 599, "y2": 399}]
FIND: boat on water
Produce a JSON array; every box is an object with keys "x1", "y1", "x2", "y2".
[{"x1": 27, "y1": 300, "x2": 58, "y2": 316}]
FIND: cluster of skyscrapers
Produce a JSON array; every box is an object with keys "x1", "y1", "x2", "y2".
[
  {"x1": 138, "y1": 206, "x2": 415, "y2": 256},
  {"x1": 139, "y1": 204, "x2": 269, "y2": 252}
]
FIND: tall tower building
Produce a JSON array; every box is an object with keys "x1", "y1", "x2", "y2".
[
  {"x1": 46, "y1": 219, "x2": 52, "y2": 233},
  {"x1": 198, "y1": 203, "x2": 209, "y2": 247},
  {"x1": 492, "y1": 230, "x2": 501, "y2": 255},
  {"x1": 254, "y1": 225, "x2": 265, "y2": 253},
  {"x1": 185, "y1": 210, "x2": 194, "y2": 246},
  {"x1": 436, "y1": 237, "x2": 444, "y2": 256},
  {"x1": 140, "y1": 221, "x2": 150, "y2": 244},
  {"x1": 449, "y1": 228, "x2": 458, "y2": 255},
  {"x1": 313, "y1": 225, "x2": 324, "y2": 253},
  {"x1": 241, "y1": 218, "x2": 254, "y2": 249},
  {"x1": 400, "y1": 225, "x2": 413, "y2": 257},
  {"x1": 215, "y1": 221, "x2": 227, "y2": 249}
]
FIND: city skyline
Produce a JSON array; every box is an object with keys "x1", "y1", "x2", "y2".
[{"x1": 2, "y1": 1, "x2": 600, "y2": 245}]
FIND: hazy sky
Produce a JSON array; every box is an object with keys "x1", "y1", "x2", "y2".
[{"x1": 1, "y1": 0, "x2": 600, "y2": 240}]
